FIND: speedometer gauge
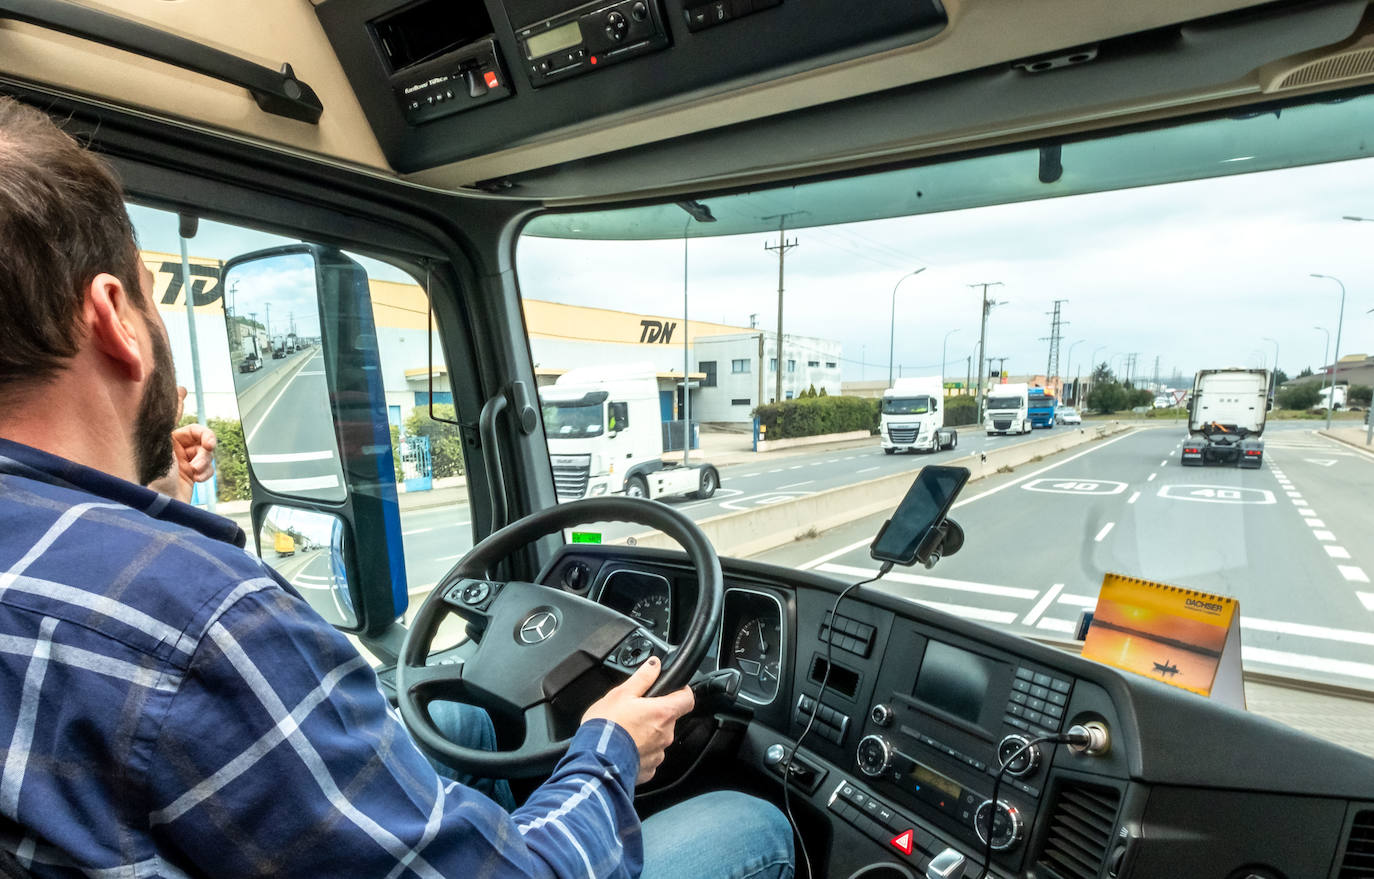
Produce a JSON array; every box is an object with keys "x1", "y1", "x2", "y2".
[
  {"x1": 719, "y1": 589, "x2": 785, "y2": 704},
  {"x1": 597, "y1": 569, "x2": 673, "y2": 640},
  {"x1": 629, "y1": 594, "x2": 671, "y2": 638}
]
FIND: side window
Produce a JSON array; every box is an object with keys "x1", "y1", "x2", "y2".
[{"x1": 128, "y1": 204, "x2": 473, "y2": 633}]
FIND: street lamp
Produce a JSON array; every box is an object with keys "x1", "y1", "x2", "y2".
[
  {"x1": 941, "y1": 328, "x2": 961, "y2": 383},
  {"x1": 1263, "y1": 336, "x2": 1279, "y2": 400},
  {"x1": 1314, "y1": 325, "x2": 1331, "y2": 411},
  {"x1": 1065, "y1": 339, "x2": 1084, "y2": 403},
  {"x1": 888, "y1": 269, "x2": 927, "y2": 387},
  {"x1": 1310, "y1": 273, "x2": 1346, "y2": 430}
]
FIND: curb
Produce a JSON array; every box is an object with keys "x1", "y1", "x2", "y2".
[{"x1": 1318, "y1": 429, "x2": 1374, "y2": 457}]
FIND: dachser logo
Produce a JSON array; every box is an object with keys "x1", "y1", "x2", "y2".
[{"x1": 1185, "y1": 598, "x2": 1224, "y2": 615}]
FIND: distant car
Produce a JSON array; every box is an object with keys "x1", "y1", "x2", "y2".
[
  {"x1": 1131, "y1": 405, "x2": 1151, "y2": 413},
  {"x1": 1059, "y1": 406, "x2": 1082, "y2": 424}
]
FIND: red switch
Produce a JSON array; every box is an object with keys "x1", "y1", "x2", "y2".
[
  {"x1": 483, "y1": 70, "x2": 499, "y2": 89},
  {"x1": 890, "y1": 830, "x2": 914, "y2": 856}
]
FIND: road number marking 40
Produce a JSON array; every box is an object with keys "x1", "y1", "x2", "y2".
[
  {"x1": 1157, "y1": 484, "x2": 1276, "y2": 505},
  {"x1": 1023, "y1": 478, "x2": 1127, "y2": 496}
]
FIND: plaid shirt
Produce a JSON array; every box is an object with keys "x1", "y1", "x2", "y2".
[{"x1": 0, "y1": 439, "x2": 642, "y2": 878}]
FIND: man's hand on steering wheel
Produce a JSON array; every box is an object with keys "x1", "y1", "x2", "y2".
[{"x1": 584, "y1": 656, "x2": 695, "y2": 783}]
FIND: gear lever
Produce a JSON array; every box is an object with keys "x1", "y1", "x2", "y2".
[{"x1": 927, "y1": 848, "x2": 966, "y2": 879}]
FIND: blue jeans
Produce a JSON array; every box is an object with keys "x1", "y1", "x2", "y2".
[{"x1": 427, "y1": 703, "x2": 794, "y2": 879}]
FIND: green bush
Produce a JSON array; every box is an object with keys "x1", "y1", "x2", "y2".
[
  {"x1": 389, "y1": 424, "x2": 405, "y2": 484},
  {"x1": 943, "y1": 395, "x2": 979, "y2": 427},
  {"x1": 1350, "y1": 384, "x2": 1372, "y2": 408},
  {"x1": 754, "y1": 395, "x2": 879, "y2": 440},
  {"x1": 405, "y1": 403, "x2": 466, "y2": 478},
  {"x1": 1277, "y1": 383, "x2": 1321, "y2": 411},
  {"x1": 1087, "y1": 382, "x2": 1127, "y2": 414}
]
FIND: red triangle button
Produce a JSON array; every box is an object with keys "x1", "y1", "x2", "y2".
[{"x1": 890, "y1": 829, "x2": 914, "y2": 856}]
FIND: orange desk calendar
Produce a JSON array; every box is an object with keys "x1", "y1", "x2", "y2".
[{"x1": 1082, "y1": 573, "x2": 1245, "y2": 708}]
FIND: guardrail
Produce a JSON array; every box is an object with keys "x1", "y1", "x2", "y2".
[{"x1": 617, "y1": 421, "x2": 1130, "y2": 558}]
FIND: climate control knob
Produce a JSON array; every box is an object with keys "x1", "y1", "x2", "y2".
[
  {"x1": 974, "y1": 799, "x2": 1023, "y2": 851},
  {"x1": 997, "y1": 733, "x2": 1040, "y2": 777},
  {"x1": 856, "y1": 734, "x2": 893, "y2": 777},
  {"x1": 870, "y1": 703, "x2": 894, "y2": 727}
]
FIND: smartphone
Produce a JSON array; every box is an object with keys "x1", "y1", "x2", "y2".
[{"x1": 869, "y1": 465, "x2": 971, "y2": 565}]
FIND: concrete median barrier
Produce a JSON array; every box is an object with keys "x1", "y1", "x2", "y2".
[{"x1": 617, "y1": 421, "x2": 1131, "y2": 558}]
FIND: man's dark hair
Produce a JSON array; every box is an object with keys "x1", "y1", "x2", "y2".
[{"x1": 0, "y1": 97, "x2": 145, "y2": 399}]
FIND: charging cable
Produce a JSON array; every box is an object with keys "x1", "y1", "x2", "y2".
[{"x1": 780, "y1": 561, "x2": 893, "y2": 879}]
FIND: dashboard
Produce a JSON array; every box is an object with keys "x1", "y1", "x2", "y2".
[{"x1": 543, "y1": 546, "x2": 1374, "y2": 879}]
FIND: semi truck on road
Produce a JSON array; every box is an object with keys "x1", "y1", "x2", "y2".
[
  {"x1": 1182, "y1": 368, "x2": 1268, "y2": 468},
  {"x1": 880, "y1": 376, "x2": 957, "y2": 454},
  {"x1": 1027, "y1": 387, "x2": 1058, "y2": 428},
  {"x1": 541, "y1": 363, "x2": 720, "y2": 502},
  {"x1": 985, "y1": 382, "x2": 1031, "y2": 435}
]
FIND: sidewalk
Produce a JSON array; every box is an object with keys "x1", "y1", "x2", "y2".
[{"x1": 1319, "y1": 426, "x2": 1374, "y2": 453}]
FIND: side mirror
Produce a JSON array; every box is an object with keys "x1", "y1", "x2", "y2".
[
  {"x1": 222, "y1": 244, "x2": 408, "y2": 634},
  {"x1": 257, "y1": 505, "x2": 358, "y2": 628}
]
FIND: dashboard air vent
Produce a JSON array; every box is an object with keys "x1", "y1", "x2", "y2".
[
  {"x1": 1036, "y1": 781, "x2": 1121, "y2": 879},
  {"x1": 1339, "y1": 809, "x2": 1374, "y2": 878}
]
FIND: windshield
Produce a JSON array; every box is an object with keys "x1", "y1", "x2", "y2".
[
  {"x1": 518, "y1": 89, "x2": 1374, "y2": 696},
  {"x1": 542, "y1": 400, "x2": 605, "y2": 436},
  {"x1": 1028, "y1": 396, "x2": 1056, "y2": 409},
  {"x1": 883, "y1": 397, "x2": 932, "y2": 415}
]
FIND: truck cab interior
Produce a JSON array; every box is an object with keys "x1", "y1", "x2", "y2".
[{"x1": 5, "y1": 1, "x2": 1374, "y2": 877}]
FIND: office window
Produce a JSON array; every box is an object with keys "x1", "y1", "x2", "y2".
[
  {"x1": 785, "y1": 390, "x2": 794, "y2": 399},
  {"x1": 731, "y1": 358, "x2": 750, "y2": 373},
  {"x1": 769, "y1": 358, "x2": 777, "y2": 371},
  {"x1": 825, "y1": 361, "x2": 837, "y2": 369},
  {"x1": 808, "y1": 360, "x2": 819, "y2": 367},
  {"x1": 787, "y1": 359, "x2": 796, "y2": 373},
  {"x1": 731, "y1": 398, "x2": 751, "y2": 406},
  {"x1": 699, "y1": 360, "x2": 718, "y2": 387}
]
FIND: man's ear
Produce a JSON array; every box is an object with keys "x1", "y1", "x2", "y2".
[{"x1": 85, "y1": 272, "x2": 148, "y2": 383}]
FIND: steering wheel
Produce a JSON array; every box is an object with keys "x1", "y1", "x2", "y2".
[{"x1": 396, "y1": 497, "x2": 724, "y2": 778}]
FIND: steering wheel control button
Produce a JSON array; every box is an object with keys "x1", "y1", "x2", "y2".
[
  {"x1": 460, "y1": 581, "x2": 491, "y2": 605},
  {"x1": 619, "y1": 635, "x2": 654, "y2": 667},
  {"x1": 518, "y1": 609, "x2": 560, "y2": 644}
]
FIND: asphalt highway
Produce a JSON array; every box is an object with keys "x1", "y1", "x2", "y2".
[{"x1": 756, "y1": 422, "x2": 1374, "y2": 691}]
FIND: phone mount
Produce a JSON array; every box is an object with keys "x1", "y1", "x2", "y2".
[{"x1": 915, "y1": 518, "x2": 963, "y2": 569}]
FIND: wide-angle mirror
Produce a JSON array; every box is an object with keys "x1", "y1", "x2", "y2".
[
  {"x1": 257, "y1": 505, "x2": 358, "y2": 628},
  {"x1": 221, "y1": 249, "x2": 347, "y2": 502}
]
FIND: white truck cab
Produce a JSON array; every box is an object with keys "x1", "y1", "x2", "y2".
[
  {"x1": 541, "y1": 363, "x2": 720, "y2": 502},
  {"x1": 880, "y1": 376, "x2": 957, "y2": 453},
  {"x1": 985, "y1": 382, "x2": 1031, "y2": 435}
]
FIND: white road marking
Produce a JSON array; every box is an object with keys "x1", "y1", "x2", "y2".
[
  {"x1": 950, "y1": 430, "x2": 1140, "y2": 508},
  {"x1": 1286, "y1": 492, "x2": 1303, "y2": 499},
  {"x1": 1159, "y1": 460, "x2": 1167, "y2": 467},
  {"x1": 1022, "y1": 583, "x2": 1065, "y2": 626},
  {"x1": 768, "y1": 469, "x2": 783, "y2": 473},
  {"x1": 1094, "y1": 522, "x2": 1115, "y2": 542},
  {"x1": 296, "y1": 370, "x2": 326, "y2": 376},
  {"x1": 857, "y1": 467, "x2": 879, "y2": 474},
  {"x1": 1295, "y1": 507, "x2": 1315, "y2": 517},
  {"x1": 1022, "y1": 479, "x2": 1127, "y2": 496},
  {"x1": 1302, "y1": 459, "x2": 1338, "y2": 467},
  {"x1": 810, "y1": 462, "x2": 824, "y2": 467},
  {"x1": 1313, "y1": 530, "x2": 1336, "y2": 541},
  {"x1": 1158, "y1": 485, "x2": 1275, "y2": 505},
  {"x1": 259, "y1": 474, "x2": 340, "y2": 492},
  {"x1": 1359, "y1": 593, "x2": 1374, "y2": 612},
  {"x1": 740, "y1": 473, "x2": 760, "y2": 478},
  {"x1": 1243, "y1": 646, "x2": 1374, "y2": 681},
  {"x1": 801, "y1": 538, "x2": 872, "y2": 570},
  {"x1": 1241, "y1": 617, "x2": 1374, "y2": 647},
  {"x1": 777, "y1": 480, "x2": 815, "y2": 489},
  {"x1": 403, "y1": 527, "x2": 435, "y2": 536},
  {"x1": 826, "y1": 459, "x2": 841, "y2": 464},
  {"x1": 1057, "y1": 594, "x2": 1097, "y2": 607},
  {"x1": 1326, "y1": 545, "x2": 1352, "y2": 559},
  {"x1": 1147, "y1": 473, "x2": 1157, "y2": 482},
  {"x1": 1035, "y1": 617, "x2": 1076, "y2": 633},
  {"x1": 1339, "y1": 566, "x2": 1370, "y2": 583},
  {"x1": 910, "y1": 599, "x2": 1019, "y2": 625},
  {"x1": 818, "y1": 563, "x2": 1039, "y2": 599},
  {"x1": 1305, "y1": 518, "x2": 1326, "y2": 527},
  {"x1": 437, "y1": 554, "x2": 464, "y2": 561},
  {"x1": 250, "y1": 450, "x2": 335, "y2": 463},
  {"x1": 1127, "y1": 491, "x2": 1141, "y2": 504},
  {"x1": 789, "y1": 465, "x2": 804, "y2": 470},
  {"x1": 244, "y1": 355, "x2": 320, "y2": 445}
]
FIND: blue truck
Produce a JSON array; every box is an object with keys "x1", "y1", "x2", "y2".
[{"x1": 1027, "y1": 387, "x2": 1058, "y2": 428}]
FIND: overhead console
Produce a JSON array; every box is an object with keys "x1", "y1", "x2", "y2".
[{"x1": 315, "y1": 0, "x2": 947, "y2": 173}]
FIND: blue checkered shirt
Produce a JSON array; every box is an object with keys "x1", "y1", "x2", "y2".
[{"x1": 0, "y1": 439, "x2": 643, "y2": 878}]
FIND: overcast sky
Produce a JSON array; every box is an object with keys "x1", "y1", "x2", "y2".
[{"x1": 516, "y1": 157, "x2": 1374, "y2": 387}]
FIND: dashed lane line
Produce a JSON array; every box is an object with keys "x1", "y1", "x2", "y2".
[
  {"x1": 1340, "y1": 566, "x2": 1370, "y2": 583},
  {"x1": 857, "y1": 467, "x2": 879, "y2": 474},
  {"x1": 777, "y1": 480, "x2": 815, "y2": 490},
  {"x1": 1147, "y1": 473, "x2": 1157, "y2": 482},
  {"x1": 1127, "y1": 491, "x2": 1141, "y2": 504},
  {"x1": 1360, "y1": 593, "x2": 1374, "y2": 612},
  {"x1": 1314, "y1": 530, "x2": 1336, "y2": 541},
  {"x1": 1326, "y1": 546, "x2": 1352, "y2": 559},
  {"x1": 1036, "y1": 617, "x2": 1076, "y2": 634},
  {"x1": 1306, "y1": 518, "x2": 1326, "y2": 527},
  {"x1": 1094, "y1": 522, "x2": 1115, "y2": 542}
]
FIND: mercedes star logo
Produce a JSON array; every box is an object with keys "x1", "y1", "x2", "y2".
[{"x1": 519, "y1": 611, "x2": 558, "y2": 644}]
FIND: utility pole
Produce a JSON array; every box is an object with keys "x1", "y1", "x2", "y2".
[
  {"x1": 969, "y1": 282, "x2": 1004, "y2": 422},
  {"x1": 996, "y1": 357, "x2": 1008, "y2": 381},
  {"x1": 1152, "y1": 355, "x2": 1160, "y2": 393},
  {"x1": 763, "y1": 216, "x2": 800, "y2": 404},
  {"x1": 1040, "y1": 299, "x2": 1068, "y2": 388},
  {"x1": 966, "y1": 356, "x2": 972, "y2": 394},
  {"x1": 177, "y1": 214, "x2": 213, "y2": 512}
]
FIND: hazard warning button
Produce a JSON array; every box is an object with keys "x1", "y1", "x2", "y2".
[{"x1": 890, "y1": 829, "x2": 914, "y2": 856}]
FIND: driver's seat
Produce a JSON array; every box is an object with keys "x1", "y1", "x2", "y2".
[{"x1": 0, "y1": 848, "x2": 30, "y2": 879}]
